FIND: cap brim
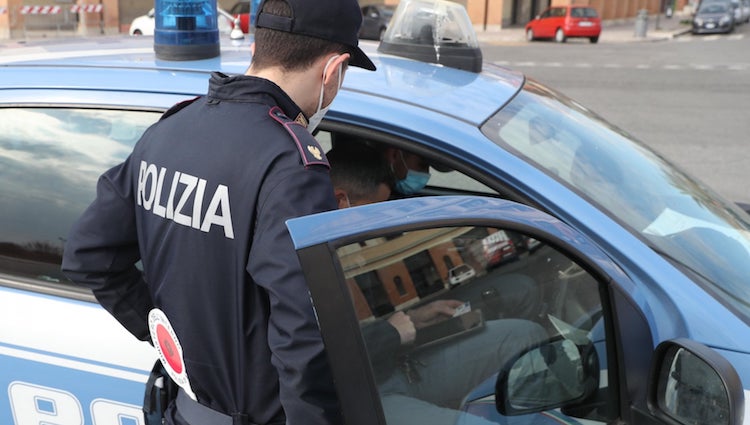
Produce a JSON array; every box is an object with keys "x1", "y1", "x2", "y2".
[{"x1": 348, "y1": 46, "x2": 376, "y2": 71}]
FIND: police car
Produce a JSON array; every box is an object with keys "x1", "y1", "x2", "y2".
[{"x1": 1, "y1": 1, "x2": 749, "y2": 424}]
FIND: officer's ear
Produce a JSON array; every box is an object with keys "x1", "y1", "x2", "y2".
[{"x1": 322, "y1": 53, "x2": 350, "y2": 86}]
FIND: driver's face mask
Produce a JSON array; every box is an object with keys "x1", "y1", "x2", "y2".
[
  {"x1": 394, "y1": 152, "x2": 431, "y2": 195},
  {"x1": 307, "y1": 55, "x2": 343, "y2": 133}
]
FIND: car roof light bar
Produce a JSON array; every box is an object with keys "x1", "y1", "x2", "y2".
[
  {"x1": 154, "y1": 0, "x2": 221, "y2": 60},
  {"x1": 378, "y1": 0, "x2": 482, "y2": 73}
]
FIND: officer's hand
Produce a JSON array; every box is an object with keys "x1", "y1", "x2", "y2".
[
  {"x1": 387, "y1": 311, "x2": 416, "y2": 345},
  {"x1": 407, "y1": 299, "x2": 465, "y2": 329}
]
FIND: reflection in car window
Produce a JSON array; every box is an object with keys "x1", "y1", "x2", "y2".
[
  {"x1": 336, "y1": 226, "x2": 613, "y2": 424},
  {"x1": 0, "y1": 108, "x2": 160, "y2": 282},
  {"x1": 481, "y1": 80, "x2": 750, "y2": 323}
]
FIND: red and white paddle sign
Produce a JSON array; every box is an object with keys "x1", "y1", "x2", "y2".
[{"x1": 148, "y1": 308, "x2": 197, "y2": 400}]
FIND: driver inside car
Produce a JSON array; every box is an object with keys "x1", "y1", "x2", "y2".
[{"x1": 327, "y1": 144, "x2": 549, "y2": 425}]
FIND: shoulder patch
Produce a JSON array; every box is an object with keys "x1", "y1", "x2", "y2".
[
  {"x1": 160, "y1": 96, "x2": 201, "y2": 121},
  {"x1": 268, "y1": 106, "x2": 330, "y2": 169}
]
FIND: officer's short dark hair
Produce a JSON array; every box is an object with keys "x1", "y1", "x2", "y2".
[
  {"x1": 328, "y1": 143, "x2": 395, "y2": 204},
  {"x1": 252, "y1": 0, "x2": 349, "y2": 72}
]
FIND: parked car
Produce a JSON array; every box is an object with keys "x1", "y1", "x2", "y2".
[
  {"x1": 697, "y1": 0, "x2": 748, "y2": 23},
  {"x1": 525, "y1": 5, "x2": 601, "y2": 43},
  {"x1": 735, "y1": 0, "x2": 750, "y2": 22},
  {"x1": 448, "y1": 264, "x2": 476, "y2": 287},
  {"x1": 692, "y1": 1, "x2": 736, "y2": 34},
  {"x1": 2, "y1": 1, "x2": 749, "y2": 424},
  {"x1": 129, "y1": 7, "x2": 235, "y2": 36},
  {"x1": 228, "y1": 0, "x2": 261, "y2": 35},
  {"x1": 479, "y1": 230, "x2": 518, "y2": 267},
  {"x1": 523, "y1": 236, "x2": 542, "y2": 253},
  {"x1": 359, "y1": 4, "x2": 396, "y2": 40}
]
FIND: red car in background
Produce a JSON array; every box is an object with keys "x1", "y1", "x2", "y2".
[{"x1": 525, "y1": 5, "x2": 601, "y2": 43}]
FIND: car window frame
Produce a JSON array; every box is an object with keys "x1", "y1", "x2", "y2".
[{"x1": 317, "y1": 121, "x2": 526, "y2": 202}]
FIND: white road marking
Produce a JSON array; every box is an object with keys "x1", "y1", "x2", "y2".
[{"x1": 493, "y1": 61, "x2": 745, "y2": 71}]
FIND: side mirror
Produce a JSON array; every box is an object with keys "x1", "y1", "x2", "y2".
[
  {"x1": 495, "y1": 338, "x2": 599, "y2": 415},
  {"x1": 649, "y1": 339, "x2": 744, "y2": 425}
]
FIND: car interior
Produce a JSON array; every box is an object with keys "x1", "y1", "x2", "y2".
[{"x1": 313, "y1": 125, "x2": 615, "y2": 423}]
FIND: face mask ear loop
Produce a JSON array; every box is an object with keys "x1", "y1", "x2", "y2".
[
  {"x1": 337, "y1": 61, "x2": 343, "y2": 90},
  {"x1": 316, "y1": 55, "x2": 340, "y2": 115}
]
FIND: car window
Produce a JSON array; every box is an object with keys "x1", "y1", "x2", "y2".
[
  {"x1": 540, "y1": 9, "x2": 551, "y2": 18},
  {"x1": 0, "y1": 107, "x2": 161, "y2": 283},
  {"x1": 315, "y1": 129, "x2": 496, "y2": 195},
  {"x1": 581, "y1": 7, "x2": 599, "y2": 17},
  {"x1": 481, "y1": 80, "x2": 750, "y2": 324},
  {"x1": 334, "y1": 225, "x2": 614, "y2": 424}
]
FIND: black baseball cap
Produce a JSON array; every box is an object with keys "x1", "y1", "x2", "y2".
[{"x1": 255, "y1": 0, "x2": 376, "y2": 71}]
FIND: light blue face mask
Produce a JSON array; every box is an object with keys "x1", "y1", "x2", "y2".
[{"x1": 395, "y1": 169, "x2": 431, "y2": 195}]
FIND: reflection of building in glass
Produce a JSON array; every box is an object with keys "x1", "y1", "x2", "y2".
[{"x1": 340, "y1": 226, "x2": 516, "y2": 321}]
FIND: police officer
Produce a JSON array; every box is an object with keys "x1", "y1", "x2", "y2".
[{"x1": 61, "y1": 0, "x2": 375, "y2": 424}]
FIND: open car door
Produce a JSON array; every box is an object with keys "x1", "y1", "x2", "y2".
[{"x1": 286, "y1": 196, "x2": 745, "y2": 425}]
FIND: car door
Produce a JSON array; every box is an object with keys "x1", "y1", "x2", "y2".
[
  {"x1": 538, "y1": 7, "x2": 564, "y2": 38},
  {"x1": 0, "y1": 102, "x2": 167, "y2": 424},
  {"x1": 287, "y1": 196, "x2": 744, "y2": 425},
  {"x1": 530, "y1": 8, "x2": 553, "y2": 38}
]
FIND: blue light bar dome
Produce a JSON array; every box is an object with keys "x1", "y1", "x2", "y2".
[{"x1": 154, "y1": 0, "x2": 221, "y2": 60}]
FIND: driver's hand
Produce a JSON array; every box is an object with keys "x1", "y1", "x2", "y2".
[
  {"x1": 407, "y1": 299, "x2": 465, "y2": 329},
  {"x1": 388, "y1": 312, "x2": 416, "y2": 345}
]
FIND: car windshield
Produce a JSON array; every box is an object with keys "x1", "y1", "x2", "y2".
[
  {"x1": 481, "y1": 79, "x2": 750, "y2": 322},
  {"x1": 699, "y1": 3, "x2": 729, "y2": 13}
]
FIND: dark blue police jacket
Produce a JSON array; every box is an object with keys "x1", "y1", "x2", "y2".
[{"x1": 62, "y1": 72, "x2": 341, "y2": 425}]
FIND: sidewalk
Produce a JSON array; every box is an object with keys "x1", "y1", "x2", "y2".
[{"x1": 476, "y1": 12, "x2": 692, "y2": 45}]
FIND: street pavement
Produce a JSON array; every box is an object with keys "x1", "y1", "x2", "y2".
[{"x1": 476, "y1": 12, "x2": 692, "y2": 45}]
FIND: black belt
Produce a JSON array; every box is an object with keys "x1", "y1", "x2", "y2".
[{"x1": 176, "y1": 388, "x2": 261, "y2": 425}]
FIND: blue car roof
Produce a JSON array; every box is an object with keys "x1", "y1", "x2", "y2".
[{"x1": 0, "y1": 36, "x2": 523, "y2": 126}]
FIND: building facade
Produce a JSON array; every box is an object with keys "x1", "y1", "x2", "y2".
[{"x1": 0, "y1": 0, "x2": 692, "y2": 47}]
